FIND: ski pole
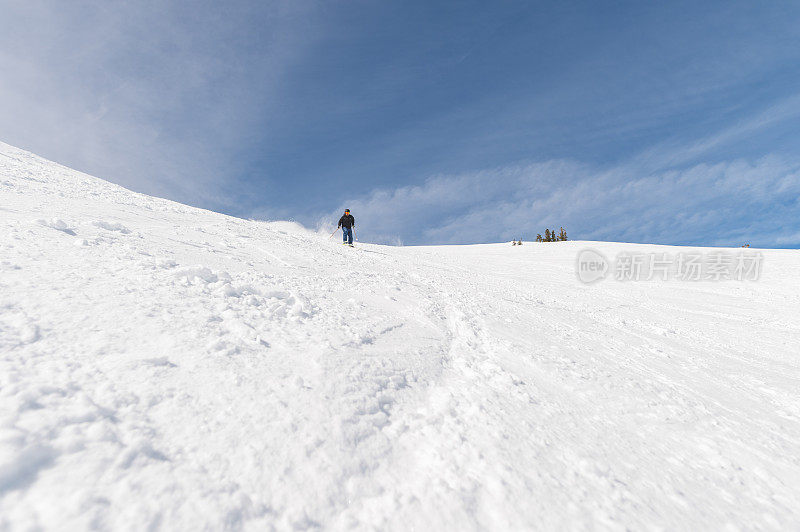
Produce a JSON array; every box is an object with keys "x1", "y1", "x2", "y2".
[{"x1": 329, "y1": 227, "x2": 340, "y2": 239}]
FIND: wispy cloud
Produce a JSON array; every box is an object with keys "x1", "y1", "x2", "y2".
[
  {"x1": 0, "y1": 0, "x2": 320, "y2": 211},
  {"x1": 329, "y1": 155, "x2": 800, "y2": 248},
  {"x1": 632, "y1": 93, "x2": 800, "y2": 171}
]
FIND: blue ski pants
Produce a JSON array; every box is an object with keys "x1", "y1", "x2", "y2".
[{"x1": 342, "y1": 226, "x2": 353, "y2": 244}]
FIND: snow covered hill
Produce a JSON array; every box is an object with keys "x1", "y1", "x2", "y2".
[{"x1": 2, "y1": 141, "x2": 800, "y2": 530}]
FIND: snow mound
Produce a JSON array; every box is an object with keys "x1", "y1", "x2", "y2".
[
  {"x1": 2, "y1": 140, "x2": 800, "y2": 530},
  {"x1": 35, "y1": 218, "x2": 75, "y2": 235}
]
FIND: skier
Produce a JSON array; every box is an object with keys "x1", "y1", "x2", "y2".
[{"x1": 338, "y1": 209, "x2": 355, "y2": 246}]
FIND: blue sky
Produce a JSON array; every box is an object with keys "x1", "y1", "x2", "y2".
[{"x1": 2, "y1": 0, "x2": 799, "y2": 246}]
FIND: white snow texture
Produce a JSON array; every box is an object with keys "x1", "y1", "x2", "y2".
[{"x1": 1, "y1": 141, "x2": 799, "y2": 530}]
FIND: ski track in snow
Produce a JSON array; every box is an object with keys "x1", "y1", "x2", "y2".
[{"x1": 1, "y1": 140, "x2": 800, "y2": 530}]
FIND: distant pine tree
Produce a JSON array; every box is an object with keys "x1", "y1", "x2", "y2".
[{"x1": 538, "y1": 227, "x2": 568, "y2": 242}]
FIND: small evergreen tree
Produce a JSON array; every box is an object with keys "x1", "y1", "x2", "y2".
[
  {"x1": 536, "y1": 234, "x2": 543, "y2": 242},
  {"x1": 544, "y1": 229, "x2": 551, "y2": 242},
  {"x1": 559, "y1": 227, "x2": 568, "y2": 241}
]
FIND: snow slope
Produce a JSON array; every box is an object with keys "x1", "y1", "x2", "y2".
[{"x1": 2, "y1": 141, "x2": 800, "y2": 530}]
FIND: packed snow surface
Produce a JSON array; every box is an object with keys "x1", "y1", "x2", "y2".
[{"x1": 1, "y1": 141, "x2": 800, "y2": 530}]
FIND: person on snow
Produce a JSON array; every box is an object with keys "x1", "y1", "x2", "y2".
[{"x1": 338, "y1": 209, "x2": 355, "y2": 245}]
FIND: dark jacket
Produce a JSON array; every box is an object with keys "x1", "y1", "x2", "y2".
[{"x1": 338, "y1": 214, "x2": 355, "y2": 229}]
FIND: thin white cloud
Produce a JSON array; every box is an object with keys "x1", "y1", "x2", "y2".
[
  {"x1": 632, "y1": 93, "x2": 800, "y2": 172},
  {"x1": 331, "y1": 155, "x2": 800, "y2": 247},
  {"x1": 0, "y1": 0, "x2": 320, "y2": 210}
]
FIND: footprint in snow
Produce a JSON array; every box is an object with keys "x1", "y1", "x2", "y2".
[
  {"x1": 139, "y1": 357, "x2": 177, "y2": 368},
  {"x1": 91, "y1": 220, "x2": 131, "y2": 234}
]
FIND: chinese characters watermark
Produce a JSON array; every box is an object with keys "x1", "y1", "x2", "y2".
[{"x1": 576, "y1": 249, "x2": 763, "y2": 284}]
